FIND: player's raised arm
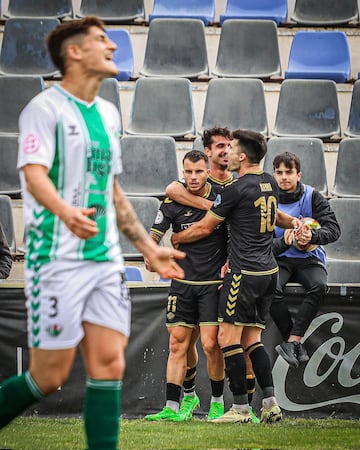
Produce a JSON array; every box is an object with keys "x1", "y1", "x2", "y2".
[{"x1": 113, "y1": 178, "x2": 185, "y2": 279}]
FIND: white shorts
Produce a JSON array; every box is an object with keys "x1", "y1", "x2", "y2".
[{"x1": 25, "y1": 260, "x2": 131, "y2": 350}]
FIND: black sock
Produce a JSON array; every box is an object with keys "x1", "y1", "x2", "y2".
[
  {"x1": 210, "y1": 378, "x2": 224, "y2": 398},
  {"x1": 183, "y1": 367, "x2": 196, "y2": 395},
  {"x1": 247, "y1": 342, "x2": 274, "y2": 396},
  {"x1": 166, "y1": 383, "x2": 181, "y2": 403},
  {"x1": 222, "y1": 345, "x2": 247, "y2": 402},
  {"x1": 246, "y1": 376, "x2": 256, "y2": 405}
]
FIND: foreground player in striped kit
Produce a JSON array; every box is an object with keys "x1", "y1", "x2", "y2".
[{"x1": 0, "y1": 17, "x2": 185, "y2": 450}]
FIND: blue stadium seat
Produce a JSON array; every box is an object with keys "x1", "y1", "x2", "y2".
[
  {"x1": 291, "y1": 0, "x2": 359, "y2": 26},
  {"x1": 272, "y1": 79, "x2": 341, "y2": 139},
  {"x1": 285, "y1": 31, "x2": 351, "y2": 83},
  {"x1": 126, "y1": 78, "x2": 196, "y2": 139},
  {"x1": 220, "y1": 0, "x2": 288, "y2": 26},
  {"x1": 149, "y1": 0, "x2": 215, "y2": 26},
  {"x1": 140, "y1": 19, "x2": 208, "y2": 79},
  {"x1": 106, "y1": 29, "x2": 134, "y2": 81},
  {"x1": 345, "y1": 80, "x2": 360, "y2": 138},
  {"x1": 0, "y1": 18, "x2": 59, "y2": 77},
  {"x1": 77, "y1": 0, "x2": 145, "y2": 23},
  {"x1": 4, "y1": 0, "x2": 73, "y2": 19},
  {"x1": 213, "y1": 19, "x2": 281, "y2": 79},
  {"x1": 125, "y1": 266, "x2": 144, "y2": 281}
]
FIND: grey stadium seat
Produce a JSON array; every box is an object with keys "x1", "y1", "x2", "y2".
[
  {"x1": 0, "y1": 135, "x2": 21, "y2": 197},
  {"x1": 272, "y1": 79, "x2": 341, "y2": 139},
  {"x1": 97, "y1": 78, "x2": 122, "y2": 134},
  {"x1": 263, "y1": 137, "x2": 328, "y2": 196},
  {"x1": 76, "y1": 0, "x2": 145, "y2": 23},
  {"x1": 118, "y1": 136, "x2": 178, "y2": 197},
  {"x1": 326, "y1": 198, "x2": 360, "y2": 284},
  {"x1": 291, "y1": 0, "x2": 359, "y2": 26},
  {"x1": 126, "y1": 78, "x2": 196, "y2": 139},
  {"x1": 200, "y1": 78, "x2": 268, "y2": 136},
  {"x1": 0, "y1": 18, "x2": 60, "y2": 77},
  {"x1": 4, "y1": 0, "x2": 73, "y2": 19},
  {"x1": 119, "y1": 196, "x2": 161, "y2": 260},
  {"x1": 0, "y1": 195, "x2": 16, "y2": 253},
  {"x1": 0, "y1": 75, "x2": 45, "y2": 134},
  {"x1": 140, "y1": 19, "x2": 209, "y2": 79},
  {"x1": 332, "y1": 138, "x2": 360, "y2": 198},
  {"x1": 213, "y1": 20, "x2": 281, "y2": 79},
  {"x1": 345, "y1": 80, "x2": 360, "y2": 138}
]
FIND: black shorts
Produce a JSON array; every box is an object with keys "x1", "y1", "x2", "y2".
[
  {"x1": 166, "y1": 281, "x2": 221, "y2": 328},
  {"x1": 218, "y1": 271, "x2": 278, "y2": 328}
]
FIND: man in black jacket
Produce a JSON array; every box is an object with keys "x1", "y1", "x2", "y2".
[
  {"x1": 0, "y1": 222, "x2": 12, "y2": 280},
  {"x1": 271, "y1": 152, "x2": 341, "y2": 369}
]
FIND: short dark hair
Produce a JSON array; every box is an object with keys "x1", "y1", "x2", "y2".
[
  {"x1": 47, "y1": 16, "x2": 105, "y2": 75},
  {"x1": 273, "y1": 152, "x2": 301, "y2": 173},
  {"x1": 202, "y1": 126, "x2": 231, "y2": 149},
  {"x1": 231, "y1": 129, "x2": 267, "y2": 164},
  {"x1": 183, "y1": 150, "x2": 209, "y2": 165}
]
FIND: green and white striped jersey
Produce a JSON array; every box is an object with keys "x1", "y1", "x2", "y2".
[{"x1": 17, "y1": 84, "x2": 124, "y2": 269}]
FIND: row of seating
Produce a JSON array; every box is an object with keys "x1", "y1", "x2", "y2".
[
  {"x1": 0, "y1": 17, "x2": 356, "y2": 82},
  {"x1": 1, "y1": 0, "x2": 360, "y2": 27},
  {"x1": 1, "y1": 133, "x2": 359, "y2": 199},
  {"x1": 1, "y1": 192, "x2": 358, "y2": 283},
  {"x1": 2, "y1": 75, "x2": 360, "y2": 141}
]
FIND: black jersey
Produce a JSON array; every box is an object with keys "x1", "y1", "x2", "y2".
[
  {"x1": 209, "y1": 171, "x2": 279, "y2": 274},
  {"x1": 151, "y1": 182, "x2": 228, "y2": 283}
]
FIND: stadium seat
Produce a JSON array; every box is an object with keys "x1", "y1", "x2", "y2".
[
  {"x1": 285, "y1": 31, "x2": 351, "y2": 83},
  {"x1": 0, "y1": 195, "x2": 16, "y2": 253},
  {"x1": 118, "y1": 135, "x2": 178, "y2": 197},
  {"x1": 213, "y1": 19, "x2": 281, "y2": 79},
  {"x1": 0, "y1": 75, "x2": 45, "y2": 134},
  {"x1": 192, "y1": 137, "x2": 204, "y2": 152},
  {"x1": 200, "y1": 78, "x2": 268, "y2": 136},
  {"x1": 140, "y1": 19, "x2": 208, "y2": 79},
  {"x1": 124, "y1": 266, "x2": 144, "y2": 281},
  {"x1": 126, "y1": 78, "x2": 196, "y2": 139},
  {"x1": 272, "y1": 79, "x2": 341, "y2": 139},
  {"x1": 106, "y1": 29, "x2": 134, "y2": 81},
  {"x1": 97, "y1": 78, "x2": 122, "y2": 134},
  {"x1": 0, "y1": 18, "x2": 59, "y2": 77},
  {"x1": 0, "y1": 135, "x2": 21, "y2": 197},
  {"x1": 119, "y1": 197, "x2": 161, "y2": 260},
  {"x1": 345, "y1": 80, "x2": 360, "y2": 137},
  {"x1": 76, "y1": 0, "x2": 145, "y2": 23},
  {"x1": 149, "y1": 0, "x2": 215, "y2": 26},
  {"x1": 332, "y1": 138, "x2": 360, "y2": 198},
  {"x1": 220, "y1": 0, "x2": 288, "y2": 26},
  {"x1": 291, "y1": 0, "x2": 359, "y2": 26},
  {"x1": 4, "y1": 0, "x2": 73, "y2": 19},
  {"x1": 326, "y1": 259, "x2": 360, "y2": 284},
  {"x1": 263, "y1": 137, "x2": 328, "y2": 196},
  {"x1": 326, "y1": 198, "x2": 360, "y2": 264}
]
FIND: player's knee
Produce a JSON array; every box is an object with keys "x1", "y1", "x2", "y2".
[{"x1": 201, "y1": 337, "x2": 220, "y2": 357}]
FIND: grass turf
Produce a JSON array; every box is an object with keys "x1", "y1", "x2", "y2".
[{"x1": 0, "y1": 417, "x2": 360, "y2": 449}]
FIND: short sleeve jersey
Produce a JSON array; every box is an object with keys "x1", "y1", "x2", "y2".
[
  {"x1": 210, "y1": 171, "x2": 279, "y2": 274},
  {"x1": 17, "y1": 85, "x2": 123, "y2": 269},
  {"x1": 151, "y1": 182, "x2": 228, "y2": 283}
]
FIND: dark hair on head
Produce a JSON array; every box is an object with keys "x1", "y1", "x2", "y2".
[
  {"x1": 202, "y1": 126, "x2": 231, "y2": 149},
  {"x1": 273, "y1": 152, "x2": 301, "y2": 172},
  {"x1": 47, "y1": 16, "x2": 105, "y2": 75},
  {"x1": 183, "y1": 150, "x2": 209, "y2": 165},
  {"x1": 231, "y1": 129, "x2": 267, "y2": 164}
]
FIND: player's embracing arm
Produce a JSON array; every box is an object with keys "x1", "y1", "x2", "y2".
[
  {"x1": 171, "y1": 212, "x2": 222, "y2": 248},
  {"x1": 113, "y1": 178, "x2": 185, "y2": 279}
]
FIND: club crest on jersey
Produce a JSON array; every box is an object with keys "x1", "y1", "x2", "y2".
[
  {"x1": 213, "y1": 194, "x2": 222, "y2": 208},
  {"x1": 46, "y1": 324, "x2": 63, "y2": 337}
]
